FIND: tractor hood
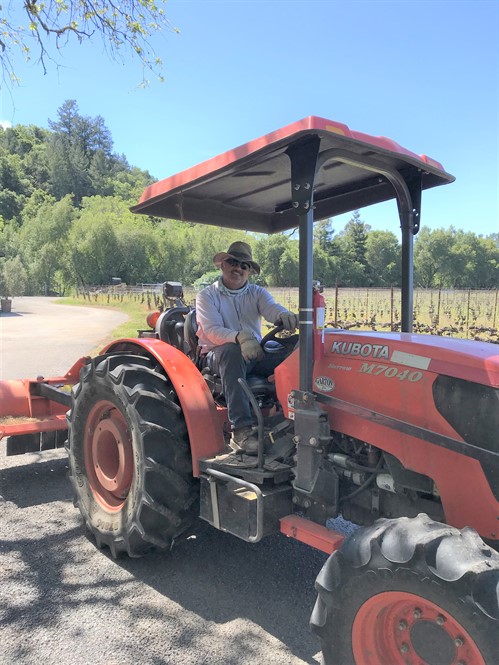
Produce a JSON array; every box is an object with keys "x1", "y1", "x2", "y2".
[{"x1": 322, "y1": 330, "x2": 499, "y2": 388}]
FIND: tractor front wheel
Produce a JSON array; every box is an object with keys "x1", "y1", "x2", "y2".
[
  {"x1": 67, "y1": 354, "x2": 199, "y2": 557},
  {"x1": 311, "y1": 514, "x2": 499, "y2": 664}
]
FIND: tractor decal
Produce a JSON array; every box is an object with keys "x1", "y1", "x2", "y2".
[
  {"x1": 358, "y1": 363, "x2": 424, "y2": 382},
  {"x1": 329, "y1": 341, "x2": 389, "y2": 359},
  {"x1": 314, "y1": 376, "x2": 335, "y2": 392}
]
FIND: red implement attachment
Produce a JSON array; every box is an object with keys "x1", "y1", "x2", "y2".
[
  {"x1": 280, "y1": 515, "x2": 346, "y2": 555},
  {"x1": 0, "y1": 357, "x2": 87, "y2": 447}
]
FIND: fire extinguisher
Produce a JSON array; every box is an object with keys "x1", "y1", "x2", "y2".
[{"x1": 313, "y1": 280, "x2": 325, "y2": 329}]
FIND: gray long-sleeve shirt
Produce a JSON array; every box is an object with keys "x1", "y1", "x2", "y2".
[{"x1": 195, "y1": 280, "x2": 288, "y2": 353}]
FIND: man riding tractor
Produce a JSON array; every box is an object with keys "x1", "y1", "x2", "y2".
[{"x1": 196, "y1": 240, "x2": 298, "y2": 454}]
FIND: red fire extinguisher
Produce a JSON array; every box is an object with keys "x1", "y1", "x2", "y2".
[{"x1": 313, "y1": 280, "x2": 325, "y2": 329}]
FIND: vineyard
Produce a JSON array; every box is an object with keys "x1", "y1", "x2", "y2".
[
  {"x1": 80, "y1": 286, "x2": 499, "y2": 344},
  {"x1": 267, "y1": 287, "x2": 498, "y2": 344}
]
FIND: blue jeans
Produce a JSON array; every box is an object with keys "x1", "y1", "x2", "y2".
[{"x1": 207, "y1": 342, "x2": 288, "y2": 431}]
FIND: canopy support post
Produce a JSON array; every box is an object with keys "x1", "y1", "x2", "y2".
[{"x1": 286, "y1": 136, "x2": 321, "y2": 393}]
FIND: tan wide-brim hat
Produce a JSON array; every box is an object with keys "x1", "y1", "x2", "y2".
[{"x1": 213, "y1": 241, "x2": 260, "y2": 275}]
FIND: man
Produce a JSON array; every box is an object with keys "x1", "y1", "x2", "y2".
[{"x1": 196, "y1": 241, "x2": 298, "y2": 455}]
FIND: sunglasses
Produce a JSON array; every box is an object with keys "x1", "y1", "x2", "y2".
[{"x1": 225, "y1": 257, "x2": 251, "y2": 271}]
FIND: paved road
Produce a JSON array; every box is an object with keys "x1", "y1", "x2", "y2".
[
  {"x1": 0, "y1": 297, "x2": 129, "y2": 380},
  {"x1": 0, "y1": 298, "x2": 328, "y2": 665}
]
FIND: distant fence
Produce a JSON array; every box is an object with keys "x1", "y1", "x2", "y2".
[{"x1": 77, "y1": 283, "x2": 164, "y2": 296}]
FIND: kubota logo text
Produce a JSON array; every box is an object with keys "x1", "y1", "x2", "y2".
[{"x1": 330, "y1": 341, "x2": 389, "y2": 359}]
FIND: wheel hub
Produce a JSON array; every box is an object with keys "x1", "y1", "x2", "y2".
[
  {"x1": 410, "y1": 620, "x2": 455, "y2": 665},
  {"x1": 84, "y1": 400, "x2": 133, "y2": 510},
  {"x1": 352, "y1": 590, "x2": 486, "y2": 664},
  {"x1": 91, "y1": 416, "x2": 133, "y2": 496}
]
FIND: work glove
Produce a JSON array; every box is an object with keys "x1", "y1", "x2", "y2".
[
  {"x1": 276, "y1": 311, "x2": 299, "y2": 332},
  {"x1": 237, "y1": 330, "x2": 264, "y2": 362}
]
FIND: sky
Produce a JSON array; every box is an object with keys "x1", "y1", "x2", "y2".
[{"x1": 0, "y1": 0, "x2": 498, "y2": 237}]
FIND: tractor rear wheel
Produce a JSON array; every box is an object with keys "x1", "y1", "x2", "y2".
[
  {"x1": 67, "y1": 354, "x2": 199, "y2": 557},
  {"x1": 311, "y1": 514, "x2": 499, "y2": 664}
]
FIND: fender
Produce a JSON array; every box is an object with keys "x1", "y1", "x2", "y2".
[{"x1": 103, "y1": 338, "x2": 227, "y2": 475}]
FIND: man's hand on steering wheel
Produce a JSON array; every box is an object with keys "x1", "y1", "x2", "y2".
[
  {"x1": 276, "y1": 310, "x2": 299, "y2": 332},
  {"x1": 260, "y1": 319, "x2": 299, "y2": 349}
]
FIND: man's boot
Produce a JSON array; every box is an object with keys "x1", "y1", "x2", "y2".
[{"x1": 229, "y1": 426, "x2": 259, "y2": 455}]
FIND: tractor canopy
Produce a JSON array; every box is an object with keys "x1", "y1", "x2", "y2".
[{"x1": 131, "y1": 116, "x2": 454, "y2": 233}]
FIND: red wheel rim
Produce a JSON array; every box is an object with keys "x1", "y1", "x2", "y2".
[
  {"x1": 352, "y1": 590, "x2": 486, "y2": 665},
  {"x1": 84, "y1": 400, "x2": 133, "y2": 511}
]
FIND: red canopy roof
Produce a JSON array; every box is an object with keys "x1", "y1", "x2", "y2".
[{"x1": 131, "y1": 116, "x2": 454, "y2": 233}]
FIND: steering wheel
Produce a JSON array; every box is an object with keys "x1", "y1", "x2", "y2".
[{"x1": 260, "y1": 323, "x2": 299, "y2": 350}]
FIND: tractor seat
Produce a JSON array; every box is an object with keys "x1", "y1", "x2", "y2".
[{"x1": 184, "y1": 308, "x2": 201, "y2": 363}]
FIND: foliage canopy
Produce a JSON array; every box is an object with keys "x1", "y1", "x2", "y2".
[{"x1": 0, "y1": 1, "x2": 177, "y2": 84}]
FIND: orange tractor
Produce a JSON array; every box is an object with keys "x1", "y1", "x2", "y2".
[{"x1": 1, "y1": 117, "x2": 498, "y2": 664}]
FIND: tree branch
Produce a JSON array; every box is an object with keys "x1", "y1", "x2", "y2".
[{"x1": 1, "y1": 1, "x2": 178, "y2": 86}]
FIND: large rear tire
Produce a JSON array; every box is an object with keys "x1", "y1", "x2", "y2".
[
  {"x1": 311, "y1": 514, "x2": 499, "y2": 664},
  {"x1": 67, "y1": 354, "x2": 199, "y2": 557}
]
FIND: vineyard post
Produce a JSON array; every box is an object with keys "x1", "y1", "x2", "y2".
[
  {"x1": 466, "y1": 289, "x2": 471, "y2": 338},
  {"x1": 390, "y1": 286, "x2": 394, "y2": 332},
  {"x1": 437, "y1": 286, "x2": 441, "y2": 328},
  {"x1": 494, "y1": 289, "x2": 498, "y2": 330},
  {"x1": 334, "y1": 280, "x2": 339, "y2": 326}
]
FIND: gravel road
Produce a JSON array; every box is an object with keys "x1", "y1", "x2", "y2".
[{"x1": 0, "y1": 298, "x2": 329, "y2": 665}]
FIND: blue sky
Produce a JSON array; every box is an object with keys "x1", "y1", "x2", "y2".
[{"x1": 1, "y1": 0, "x2": 498, "y2": 236}]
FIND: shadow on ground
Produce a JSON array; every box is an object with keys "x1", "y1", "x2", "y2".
[
  {"x1": 0, "y1": 455, "x2": 72, "y2": 508},
  {"x1": 117, "y1": 521, "x2": 328, "y2": 663},
  {"x1": 1, "y1": 452, "x2": 327, "y2": 664}
]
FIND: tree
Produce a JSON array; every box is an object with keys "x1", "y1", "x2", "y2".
[
  {"x1": 412, "y1": 227, "x2": 490, "y2": 288},
  {"x1": 110, "y1": 165, "x2": 155, "y2": 203},
  {"x1": 21, "y1": 189, "x2": 56, "y2": 225},
  {"x1": 279, "y1": 242, "x2": 300, "y2": 286},
  {"x1": 19, "y1": 195, "x2": 74, "y2": 293},
  {"x1": 45, "y1": 100, "x2": 153, "y2": 204},
  {"x1": 366, "y1": 230, "x2": 400, "y2": 286},
  {"x1": 115, "y1": 217, "x2": 157, "y2": 285},
  {"x1": 255, "y1": 234, "x2": 292, "y2": 286},
  {"x1": 339, "y1": 211, "x2": 371, "y2": 285},
  {"x1": 451, "y1": 231, "x2": 499, "y2": 288},
  {"x1": 66, "y1": 202, "x2": 121, "y2": 287},
  {"x1": 193, "y1": 270, "x2": 220, "y2": 290},
  {"x1": 0, "y1": 255, "x2": 28, "y2": 297},
  {"x1": 151, "y1": 222, "x2": 192, "y2": 283},
  {"x1": 0, "y1": 1, "x2": 179, "y2": 85},
  {"x1": 314, "y1": 218, "x2": 335, "y2": 252},
  {"x1": 47, "y1": 100, "x2": 111, "y2": 203},
  {"x1": 88, "y1": 150, "x2": 112, "y2": 196},
  {"x1": 0, "y1": 125, "x2": 51, "y2": 207},
  {"x1": 313, "y1": 245, "x2": 334, "y2": 286},
  {"x1": 0, "y1": 151, "x2": 29, "y2": 220},
  {"x1": 414, "y1": 227, "x2": 451, "y2": 288}
]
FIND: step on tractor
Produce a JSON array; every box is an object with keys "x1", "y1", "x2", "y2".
[{"x1": 1, "y1": 117, "x2": 498, "y2": 664}]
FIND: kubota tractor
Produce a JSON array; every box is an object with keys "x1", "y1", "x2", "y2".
[{"x1": 1, "y1": 117, "x2": 498, "y2": 664}]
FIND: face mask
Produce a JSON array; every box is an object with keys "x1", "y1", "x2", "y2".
[{"x1": 217, "y1": 277, "x2": 250, "y2": 297}]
